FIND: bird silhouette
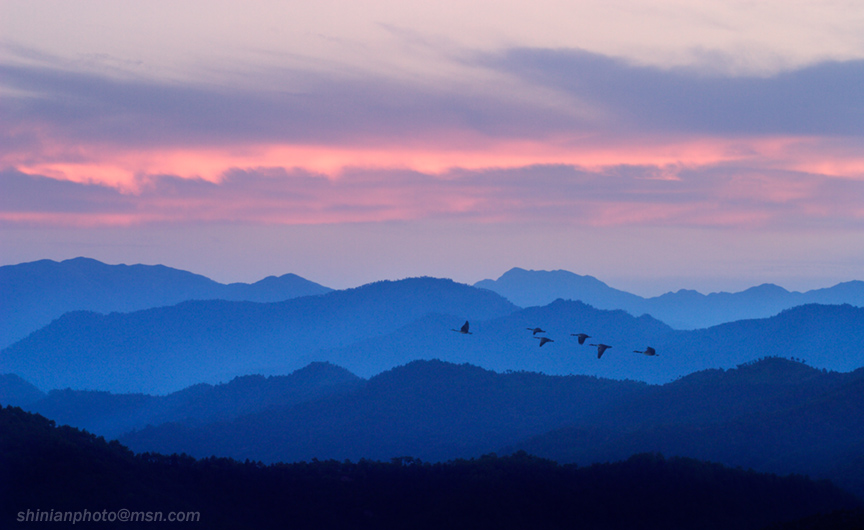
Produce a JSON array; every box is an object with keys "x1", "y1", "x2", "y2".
[
  {"x1": 634, "y1": 346, "x2": 657, "y2": 356},
  {"x1": 451, "y1": 321, "x2": 472, "y2": 334},
  {"x1": 527, "y1": 327, "x2": 546, "y2": 335},
  {"x1": 571, "y1": 333, "x2": 590, "y2": 345},
  {"x1": 589, "y1": 343, "x2": 612, "y2": 359},
  {"x1": 535, "y1": 337, "x2": 554, "y2": 347}
]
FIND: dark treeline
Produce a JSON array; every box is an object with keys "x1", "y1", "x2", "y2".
[
  {"x1": 112, "y1": 357, "x2": 864, "y2": 499},
  {"x1": 7, "y1": 357, "x2": 864, "y2": 500},
  {"x1": 2, "y1": 405, "x2": 861, "y2": 530}
]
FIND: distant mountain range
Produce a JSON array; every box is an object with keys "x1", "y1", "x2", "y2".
[
  {"x1": 5, "y1": 357, "x2": 864, "y2": 499},
  {"x1": 318, "y1": 301, "x2": 864, "y2": 381},
  {"x1": 7, "y1": 258, "x2": 864, "y2": 354},
  {"x1": 314, "y1": 299, "x2": 674, "y2": 380},
  {"x1": 0, "y1": 257, "x2": 332, "y2": 348},
  {"x1": 6, "y1": 257, "x2": 864, "y2": 392},
  {"x1": 476, "y1": 267, "x2": 864, "y2": 329},
  {"x1": 0, "y1": 276, "x2": 517, "y2": 393},
  {"x1": 5, "y1": 280, "x2": 864, "y2": 391}
]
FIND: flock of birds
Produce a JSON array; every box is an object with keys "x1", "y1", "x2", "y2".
[{"x1": 451, "y1": 321, "x2": 657, "y2": 359}]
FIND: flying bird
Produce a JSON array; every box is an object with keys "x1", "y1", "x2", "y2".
[
  {"x1": 452, "y1": 321, "x2": 472, "y2": 334},
  {"x1": 535, "y1": 337, "x2": 554, "y2": 347},
  {"x1": 634, "y1": 346, "x2": 657, "y2": 356},
  {"x1": 571, "y1": 333, "x2": 590, "y2": 345},
  {"x1": 589, "y1": 343, "x2": 612, "y2": 359},
  {"x1": 526, "y1": 327, "x2": 546, "y2": 335}
]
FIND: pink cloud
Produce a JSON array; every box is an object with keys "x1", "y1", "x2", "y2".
[
  {"x1": 4, "y1": 49, "x2": 864, "y2": 234},
  {"x1": 8, "y1": 132, "x2": 855, "y2": 189},
  {"x1": 5, "y1": 151, "x2": 864, "y2": 230}
]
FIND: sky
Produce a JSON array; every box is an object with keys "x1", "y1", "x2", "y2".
[{"x1": 2, "y1": 1, "x2": 864, "y2": 295}]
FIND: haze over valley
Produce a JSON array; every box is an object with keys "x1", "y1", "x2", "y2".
[{"x1": 4, "y1": 257, "x2": 864, "y2": 527}]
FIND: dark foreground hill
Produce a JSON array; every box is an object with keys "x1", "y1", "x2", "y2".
[
  {"x1": 476, "y1": 267, "x2": 864, "y2": 329},
  {"x1": 0, "y1": 257, "x2": 332, "y2": 349},
  {"x1": 111, "y1": 358, "x2": 864, "y2": 500},
  {"x1": 2, "y1": 405, "x2": 859, "y2": 530},
  {"x1": 1, "y1": 277, "x2": 517, "y2": 393},
  {"x1": 508, "y1": 357, "x2": 864, "y2": 498}
]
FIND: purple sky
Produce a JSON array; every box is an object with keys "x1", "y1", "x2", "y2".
[{"x1": 2, "y1": 1, "x2": 864, "y2": 294}]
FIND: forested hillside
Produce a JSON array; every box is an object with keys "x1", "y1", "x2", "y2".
[{"x1": 2, "y1": 405, "x2": 859, "y2": 530}]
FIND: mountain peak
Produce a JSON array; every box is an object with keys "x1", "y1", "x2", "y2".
[
  {"x1": 733, "y1": 356, "x2": 818, "y2": 377},
  {"x1": 0, "y1": 373, "x2": 46, "y2": 407},
  {"x1": 0, "y1": 257, "x2": 332, "y2": 349},
  {"x1": 496, "y1": 267, "x2": 609, "y2": 285},
  {"x1": 474, "y1": 267, "x2": 639, "y2": 309},
  {"x1": 289, "y1": 361, "x2": 363, "y2": 383},
  {"x1": 740, "y1": 283, "x2": 791, "y2": 297}
]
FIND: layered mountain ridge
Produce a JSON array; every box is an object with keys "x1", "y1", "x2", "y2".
[
  {"x1": 0, "y1": 257, "x2": 332, "y2": 348},
  {"x1": 475, "y1": 266, "x2": 864, "y2": 329}
]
